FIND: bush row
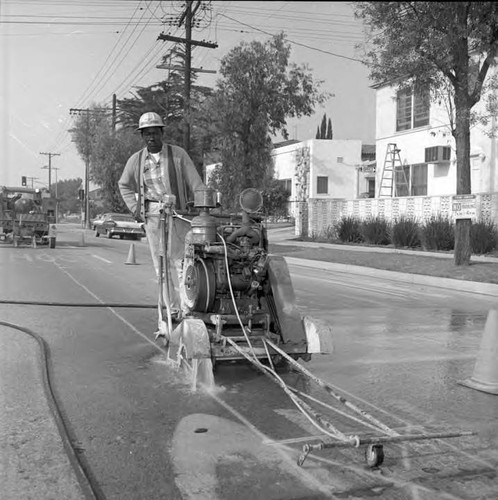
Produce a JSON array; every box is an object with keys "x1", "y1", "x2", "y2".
[{"x1": 317, "y1": 215, "x2": 498, "y2": 255}]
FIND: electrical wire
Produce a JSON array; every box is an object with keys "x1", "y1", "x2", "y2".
[
  {"x1": 216, "y1": 12, "x2": 364, "y2": 63},
  {"x1": 0, "y1": 299, "x2": 156, "y2": 307}
]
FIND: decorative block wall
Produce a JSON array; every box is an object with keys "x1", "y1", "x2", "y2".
[{"x1": 304, "y1": 193, "x2": 498, "y2": 235}]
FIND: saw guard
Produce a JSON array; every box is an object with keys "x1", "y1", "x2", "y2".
[
  {"x1": 266, "y1": 255, "x2": 307, "y2": 351},
  {"x1": 169, "y1": 318, "x2": 211, "y2": 360}
]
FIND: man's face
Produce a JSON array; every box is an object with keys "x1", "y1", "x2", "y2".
[{"x1": 141, "y1": 127, "x2": 163, "y2": 153}]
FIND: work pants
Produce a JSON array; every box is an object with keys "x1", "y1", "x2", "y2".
[{"x1": 144, "y1": 210, "x2": 190, "y2": 324}]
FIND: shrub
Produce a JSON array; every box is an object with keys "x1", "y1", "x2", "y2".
[
  {"x1": 336, "y1": 216, "x2": 363, "y2": 243},
  {"x1": 420, "y1": 215, "x2": 454, "y2": 251},
  {"x1": 321, "y1": 225, "x2": 337, "y2": 241},
  {"x1": 390, "y1": 216, "x2": 421, "y2": 248},
  {"x1": 360, "y1": 216, "x2": 391, "y2": 245},
  {"x1": 471, "y1": 219, "x2": 498, "y2": 255}
]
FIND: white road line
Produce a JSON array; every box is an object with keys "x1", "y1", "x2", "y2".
[
  {"x1": 50, "y1": 260, "x2": 162, "y2": 353},
  {"x1": 92, "y1": 254, "x2": 112, "y2": 264}
]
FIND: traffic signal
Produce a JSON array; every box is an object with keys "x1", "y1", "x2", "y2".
[
  {"x1": 21, "y1": 176, "x2": 27, "y2": 186},
  {"x1": 78, "y1": 189, "x2": 85, "y2": 201}
]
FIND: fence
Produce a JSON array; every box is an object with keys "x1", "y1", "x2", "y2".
[{"x1": 296, "y1": 193, "x2": 498, "y2": 237}]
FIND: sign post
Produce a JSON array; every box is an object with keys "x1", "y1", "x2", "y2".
[{"x1": 452, "y1": 194, "x2": 477, "y2": 219}]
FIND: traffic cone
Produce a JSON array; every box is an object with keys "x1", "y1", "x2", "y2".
[
  {"x1": 125, "y1": 243, "x2": 137, "y2": 265},
  {"x1": 459, "y1": 309, "x2": 498, "y2": 395},
  {"x1": 78, "y1": 231, "x2": 86, "y2": 247}
]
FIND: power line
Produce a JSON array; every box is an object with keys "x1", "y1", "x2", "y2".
[
  {"x1": 48, "y1": 1, "x2": 148, "y2": 152},
  {"x1": 217, "y1": 12, "x2": 364, "y2": 63}
]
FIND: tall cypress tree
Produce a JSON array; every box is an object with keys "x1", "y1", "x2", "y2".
[
  {"x1": 320, "y1": 113, "x2": 327, "y2": 139},
  {"x1": 326, "y1": 118, "x2": 333, "y2": 139}
]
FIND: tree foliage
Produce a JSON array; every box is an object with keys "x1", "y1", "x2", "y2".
[
  {"x1": 354, "y1": 1, "x2": 498, "y2": 265},
  {"x1": 69, "y1": 106, "x2": 142, "y2": 212},
  {"x1": 261, "y1": 178, "x2": 291, "y2": 220},
  {"x1": 206, "y1": 33, "x2": 330, "y2": 209},
  {"x1": 327, "y1": 118, "x2": 333, "y2": 139},
  {"x1": 316, "y1": 113, "x2": 333, "y2": 139},
  {"x1": 320, "y1": 114, "x2": 327, "y2": 139},
  {"x1": 51, "y1": 178, "x2": 83, "y2": 215}
]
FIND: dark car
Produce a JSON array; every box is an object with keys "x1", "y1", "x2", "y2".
[{"x1": 95, "y1": 213, "x2": 145, "y2": 240}]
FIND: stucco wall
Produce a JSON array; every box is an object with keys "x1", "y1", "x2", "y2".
[{"x1": 271, "y1": 138, "x2": 362, "y2": 201}]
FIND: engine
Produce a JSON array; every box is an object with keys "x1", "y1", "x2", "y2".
[
  {"x1": 177, "y1": 187, "x2": 310, "y2": 361},
  {"x1": 182, "y1": 188, "x2": 270, "y2": 317}
]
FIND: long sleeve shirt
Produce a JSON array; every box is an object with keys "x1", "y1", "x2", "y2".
[{"x1": 118, "y1": 143, "x2": 205, "y2": 220}]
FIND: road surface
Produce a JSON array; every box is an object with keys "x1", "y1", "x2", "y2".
[{"x1": 1, "y1": 224, "x2": 497, "y2": 500}]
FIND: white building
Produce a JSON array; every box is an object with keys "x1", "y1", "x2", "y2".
[
  {"x1": 374, "y1": 81, "x2": 498, "y2": 197},
  {"x1": 271, "y1": 138, "x2": 373, "y2": 217}
]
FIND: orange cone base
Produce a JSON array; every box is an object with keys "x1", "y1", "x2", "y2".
[{"x1": 458, "y1": 378, "x2": 498, "y2": 395}]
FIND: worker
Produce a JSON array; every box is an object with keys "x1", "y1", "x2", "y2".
[{"x1": 118, "y1": 111, "x2": 206, "y2": 332}]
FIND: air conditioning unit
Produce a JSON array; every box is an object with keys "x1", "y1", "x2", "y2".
[{"x1": 425, "y1": 145, "x2": 451, "y2": 163}]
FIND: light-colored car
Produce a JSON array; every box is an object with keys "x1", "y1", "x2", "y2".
[
  {"x1": 94, "y1": 212, "x2": 145, "y2": 240},
  {"x1": 91, "y1": 213, "x2": 107, "y2": 231}
]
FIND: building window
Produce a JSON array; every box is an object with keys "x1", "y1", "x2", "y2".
[
  {"x1": 395, "y1": 163, "x2": 427, "y2": 196},
  {"x1": 396, "y1": 87, "x2": 430, "y2": 131},
  {"x1": 278, "y1": 178, "x2": 292, "y2": 195},
  {"x1": 411, "y1": 163, "x2": 428, "y2": 195},
  {"x1": 316, "y1": 176, "x2": 328, "y2": 194}
]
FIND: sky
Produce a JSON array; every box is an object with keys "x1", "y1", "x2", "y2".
[{"x1": 0, "y1": 0, "x2": 376, "y2": 188}]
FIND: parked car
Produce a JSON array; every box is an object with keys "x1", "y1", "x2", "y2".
[
  {"x1": 94, "y1": 213, "x2": 145, "y2": 240},
  {"x1": 91, "y1": 213, "x2": 107, "y2": 231}
]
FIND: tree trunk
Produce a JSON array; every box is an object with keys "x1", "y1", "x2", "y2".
[
  {"x1": 453, "y1": 87, "x2": 472, "y2": 266},
  {"x1": 454, "y1": 218, "x2": 472, "y2": 265}
]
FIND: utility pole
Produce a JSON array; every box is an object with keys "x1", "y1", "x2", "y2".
[
  {"x1": 69, "y1": 107, "x2": 109, "y2": 229},
  {"x1": 112, "y1": 94, "x2": 117, "y2": 134},
  {"x1": 42, "y1": 166, "x2": 60, "y2": 222},
  {"x1": 39, "y1": 152, "x2": 60, "y2": 192},
  {"x1": 157, "y1": 0, "x2": 217, "y2": 154}
]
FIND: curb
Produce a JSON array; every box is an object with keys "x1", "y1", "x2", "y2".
[
  {"x1": 284, "y1": 256, "x2": 498, "y2": 297},
  {"x1": 271, "y1": 237, "x2": 498, "y2": 264}
]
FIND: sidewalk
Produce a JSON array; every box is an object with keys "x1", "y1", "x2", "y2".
[{"x1": 267, "y1": 226, "x2": 498, "y2": 297}]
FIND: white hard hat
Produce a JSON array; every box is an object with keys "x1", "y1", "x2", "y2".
[{"x1": 137, "y1": 112, "x2": 165, "y2": 130}]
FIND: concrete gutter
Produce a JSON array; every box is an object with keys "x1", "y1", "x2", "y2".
[{"x1": 284, "y1": 256, "x2": 498, "y2": 297}]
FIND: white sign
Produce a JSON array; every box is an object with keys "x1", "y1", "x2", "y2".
[{"x1": 452, "y1": 194, "x2": 477, "y2": 219}]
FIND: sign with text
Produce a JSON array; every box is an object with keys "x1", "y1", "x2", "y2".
[{"x1": 452, "y1": 194, "x2": 477, "y2": 219}]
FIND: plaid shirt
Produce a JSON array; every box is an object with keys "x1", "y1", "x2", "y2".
[{"x1": 143, "y1": 152, "x2": 169, "y2": 201}]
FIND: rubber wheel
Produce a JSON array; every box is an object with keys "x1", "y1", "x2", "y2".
[
  {"x1": 365, "y1": 444, "x2": 384, "y2": 467},
  {"x1": 107, "y1": 230, "x2": 112, "y2": 239},
  {"x1": 49, "y1": 237, "x2": 56, "y2": 249}
]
